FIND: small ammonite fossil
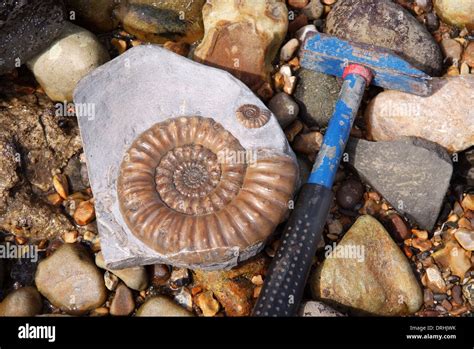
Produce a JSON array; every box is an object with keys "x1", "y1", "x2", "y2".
[
  {"x1": 117, "y1": 116, "x2": 297, "y2": 267},
  {"x1": 235, "y1": 104, "x2": 271, "y2": 129}
]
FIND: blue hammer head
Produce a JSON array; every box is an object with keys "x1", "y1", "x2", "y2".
[{"x1": 299, "y1": 32, "x2": 432, "y2": 96}]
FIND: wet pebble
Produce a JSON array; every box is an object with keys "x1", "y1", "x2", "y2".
[
  {"x1": 170, "y1": 268, "x2": 191, "y2": 288},
  {"x1": 150, "y1": 264, "x2": 171, "y2": 287},
  {"x1": 110, "y1": 283, "x2": 135, "y2": 316},
  {"x1": 95, "y1": 252, "x2": 148, "y2": 291},
  {"x1": 381, "y1": 212, "x2": 411, "y2": 242},
  {"x1": 280, "y1": 38, "x2": 300, "y2": 62},
  {"x1": 136, "y1": 296, "x2": 193, "y2": 317},
  {"x1": 422, "y1": 266, "x2": 447, "y2": 293},
  {"x1": 195, "y1": 291, "x2": 220, "y2": 317},
  {"x1": 35, "y1": 243, "x2": 107, "y2": 315},
  {"x1": 302, "y1": 0, "x2": 324, "y2": 20},
  {"x1": 27, "y1": 22, "x2": 110, "y2": 102},
  {"x1": 268, "y1": 92, "x2": 299, "y2": 128},
  {"x1": 336, "y1": 178, "x2": 364, "y2": 210},
  {"x1": 440, "y1": 38, "x2": 463, "y2": 64},
  {"x1": 0, "y1": 286, "x2": 42, "y2": 317}
]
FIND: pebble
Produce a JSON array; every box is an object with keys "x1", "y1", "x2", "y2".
[
  {"x1": 194, "y1": 0, "x2": 287, "y2": 92},
  {"x1": 170, "y1": 268, "x2": 191, "y2": 288},
  {"x1": 412, "y1": 238, "x2": 433, "y2": 252},
  {"x1": 292, "y1": 131, "x2": 324, "y2": 157},
  {"x1": 424, "y1": 289, "x2": 434, "y2": 307},
  {"x1": 311, "y1": 215, "x2": 423, "y2": 315},
  {"x1": 460, "y1": 62, "x2": 470, "y2": 75},
  {"x1": 288, "y1": 0, "x2": 309, "y2": 9},
  {"x1": 336, "y1": 178, "x2": 364, "y2": 210},
  {"x1": 294, "y1": 68, "x2": 339, "y2": 127},
  {"x1": 135, "y1": 296, "x2": 194, "y2": 317},
  {"x1": 463, "y1": 42, "x2": 474, "y2": 68},
  {"x1": 268, "y1": 92, "x2": 299, "y2": 128},
  {"x1": 462, "y1": 194, "x2": 474, "y2": 211},
  {"x1": 454, "y1": 228, "x2": 474, "y2": 251},
  {"x1": 174, "y1": 287, "x2": 193, "y2": 311},
  {"x1": 381, "y1": 212, "x2": 411, "y2": 242},
  {"x1": 35, "y1": 243, "x2": 107, "y2": 315},
  {"x1": 73, "y1": 200, "x2": 95, "y2": 226},
  {"x1": 422, "y1": 266, "x2": 447, "y2": 293},
  {"x1": 195, "y1": 291, "x2": 220, "y2": 317},
  {"x1": 299, "y1": 301, "x2": 345, "y2": 317},
  {"x1": 0, "y1": 287, "x2": 42, "y2": 316},
  {"x1": 424, "y1": 12, "x2": 440, "y2": 32},
  {"x1": 346, "y1": 138, "x2": 452, "y2": 230},
  {"x1": 432, "y1": 240, "x2": 472, "y2": 279},
  {"x1": 434, "y1": 0, "x2": 474, "y2": 30},
  {"x1": 65, "y1": 0, "x2": 118, "y2": 32},
  {"x1": 0, "y1": 0, "x2": 66, "y2": 75},
  {"x1": 151, "y1": 264, "x2": 171, "y2": 287},
  {"x1": 110, "y1": 283, "x2": 135, "y2": 316},
  {"x1": 279, "y1": 65, "x2": 297, "y2": 95},
  {"x1": 295, "y1": 24, "x2": 318, "y2": 42},
  {"x1": 27, "y1": 22, "x2": 110, "y2": 102},
  {"x1": 302, "y1": 0, "x2": 324, "y2": 20},
  {"x1": 95, "y1": 252, "x2": 148, "y2": 291},
  {"x1": 462, "y1": 280, "x2": 474, "y2": 306},
  {"x1": 326, "y1": 0, "x2": 443, "y2": 75},
  {"x1": 104, "y1": 271, "x2": 119, "y2": 291},
  {"x1": 440, "y1": 38, "x2": 463, "y2": 63},
  {"x1": 451, "y1": 285, "x2": 464, "y2": 305},
  {"x1": 53, "y1": 174, "x2": 69, "y2": 200},
  {"x1": 115, "y1": 0, "x2": 205, "y2": 44},
  {"x1": 280, "y1": 39, "x2": 300, "y2": 62}
]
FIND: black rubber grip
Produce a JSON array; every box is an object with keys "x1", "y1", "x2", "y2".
[{"x1": 252, "y1": 183, "x2": 333, "y2": 317}]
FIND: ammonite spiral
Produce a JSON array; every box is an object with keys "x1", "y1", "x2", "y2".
[
  {"x1": 117, "y1": 116, "x2": 297, "y2": 266},
  {"x1": 236, "y1": 104, "x2": 271, "y2": 129}
]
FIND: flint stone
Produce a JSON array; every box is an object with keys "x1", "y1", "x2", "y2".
[
  {"x1": 325, "y1": 0, "x2": 443, "y2": 76},
  {"x1": 310, "y1": 215, "x2": 423, "y2": 316},
  {"x1": 346, "y1": 138, "x2": 452, "y2": 230},
  {"x1": 366, "y1": 76, "x2": 474, "y2": 153},
  {"x1": 73, "y1": 45, "x2": 297, "y2": 271}
]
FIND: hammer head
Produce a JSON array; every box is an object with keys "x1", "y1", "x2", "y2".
[{"x1": 299, "y1": 32, "x2": 432, "y2": 96}]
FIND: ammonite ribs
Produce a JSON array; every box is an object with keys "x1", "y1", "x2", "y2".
[
  {"x1": 117, "y1": 116, "x2": 297, "y2": 266},
  {"x1": 236, "y1": 104, "x2": 271, "y2": 129}
]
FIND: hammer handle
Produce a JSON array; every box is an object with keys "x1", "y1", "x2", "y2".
[{"x1": 253, "y1": 67, "x2": 370, "y2": 316}]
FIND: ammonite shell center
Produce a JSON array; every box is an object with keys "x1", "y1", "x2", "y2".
[{"x1": 156, "y1": 144, "x2": 222, "y2": 214}]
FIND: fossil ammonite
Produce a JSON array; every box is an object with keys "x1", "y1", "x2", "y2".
[
  {"x1": 117, "y1": 116, "x2": 297, "y2": 266},
  {"x1": 236, "y1": 104, "x2": 270, "y2": 128}
]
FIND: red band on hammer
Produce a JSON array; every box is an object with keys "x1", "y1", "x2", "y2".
[{"x1": 342, "y1": 64, "x2": 373, "y2": 85}]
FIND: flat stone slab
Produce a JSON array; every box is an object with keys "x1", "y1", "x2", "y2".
[
  {"x1": 346, "y1": 137, "x2": 452, "y2": 230},
  {"x1": 74, "y1": 45, "x2": 297, "y2": 270}
]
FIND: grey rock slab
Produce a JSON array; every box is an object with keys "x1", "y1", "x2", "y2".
[
  {"x1": 346, "y1": 137, "x2": 452, "y2": 230},
  {"x1": 73, "y1": 44, "x2": 297, "y2": 271}
]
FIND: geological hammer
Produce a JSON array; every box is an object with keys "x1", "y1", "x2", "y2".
[{"x1": 253, "y1": 32, "x2": 432, "y2": 316}]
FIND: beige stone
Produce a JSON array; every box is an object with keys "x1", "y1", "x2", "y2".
[
  {"x1": 27, "y1": 22, "x2": 110, "y2": 102},
  {"x1": 0, "y1": 287, "x2": 42, "y2": 317},
  {"x1": 194, "y1": 0, "x2": 288, "y2": 92},
  {"x1": 136, "y1": 296, "x2": 193, "y2": 317},
  {"x1": 366, "y1": 76, "x2": 474, "y2": 153},
  {"x1": 35, "y1": 244, "x2": 107, "y2": 315},
  {"x1": 434, "y1": 0, "x2": 474, "y2": 30},
  {"x1": 311, "y1": 215, "x2": 423, "y2": 315}
]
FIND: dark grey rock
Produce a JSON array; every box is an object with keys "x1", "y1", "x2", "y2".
[
  {"x1": 293, "y1": 68, "x2": 339, "y2": 128},
  {"x1": 346, "y1": 137, "x2": 453, "y2": 230},
  {"x1": 0, "y1": 0, "x2": 66, "y2": 75},
  {"x1": 267, "y1": 92, "x2": 299, "y2": 128},
  {"x1": 336, "y1": 178, "x2": 364, "y2": 210},
  {"x1": 325, "y1": 0, "x2": 443, "y2": 76}
]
